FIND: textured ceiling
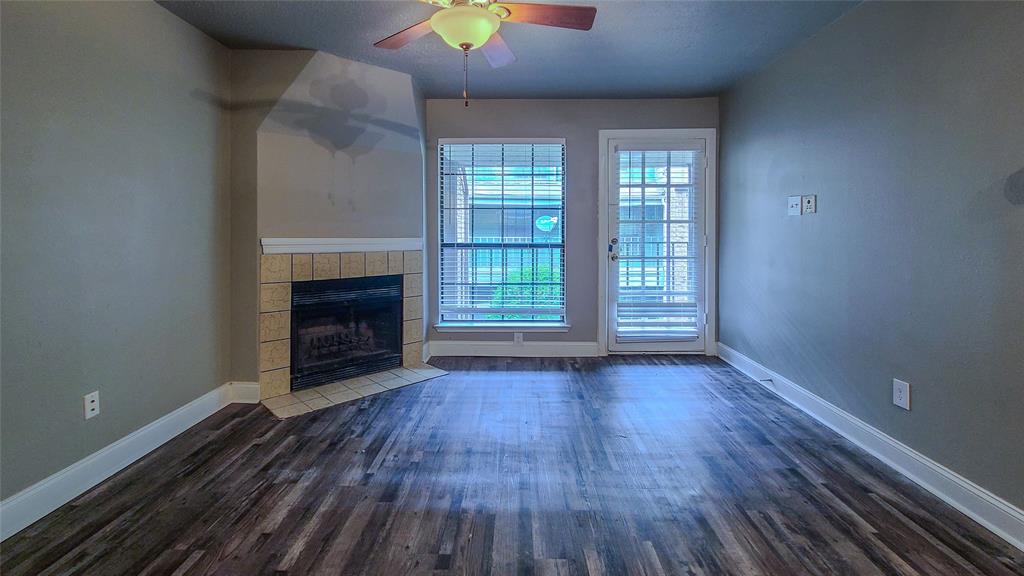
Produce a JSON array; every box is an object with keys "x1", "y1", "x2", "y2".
[{"x1": 159, "y1": 0, "x2": 857, "y2": 99}]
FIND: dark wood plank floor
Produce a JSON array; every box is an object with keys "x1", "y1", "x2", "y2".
[{"x1": 2, "y1": 356, "x2": 1021, "y2": 575}]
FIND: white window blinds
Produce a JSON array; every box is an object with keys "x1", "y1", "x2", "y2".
[{"x1": 439, "y1": 141, "x2": 566, "y2": 324}]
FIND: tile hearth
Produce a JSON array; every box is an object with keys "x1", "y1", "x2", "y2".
[{"x1": 262, "y1": 365, "x2": 447, "y2": 419}]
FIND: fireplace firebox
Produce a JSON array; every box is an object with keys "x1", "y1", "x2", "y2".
[{"x1": 290, "y1": 275, "x2": 403, "y2": 391}]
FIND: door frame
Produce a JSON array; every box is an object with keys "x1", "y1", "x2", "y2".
[{"x1": 597, "y1": 128, "x2": 718, "y2": 356}]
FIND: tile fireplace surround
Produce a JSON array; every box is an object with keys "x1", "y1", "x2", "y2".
[{"x1": 259, "y1": 248, "x2": 425, "y2": 403}]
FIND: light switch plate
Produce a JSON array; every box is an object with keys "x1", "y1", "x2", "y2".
[
  {"x1": 788, "y1": 195, "x2": 803, "y2": 216},
  {"x1": 802, "y1": 194, "x2": 817, "y2": 214},
  {"x1": 892, "y1": 378, "x2": 911, "y2": 411}
]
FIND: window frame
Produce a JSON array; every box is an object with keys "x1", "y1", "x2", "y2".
[{"x1": 435, "y1": 138, "x2": 570, "y2": 332}]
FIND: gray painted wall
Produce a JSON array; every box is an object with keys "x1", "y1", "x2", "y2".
[
  {"x1": 257, "y1": 52, "x2": 424, "y2": 239},
  {"x1": 1, "y1": 1, "x2": 231, "y2": 497},
  {"x1": 720, "y1": 2, "x2": 1024, "y2": 507},
  {"x1": 229, "y1": 50, "x2": 313, "y2": 382},
  {"x1": 425, "y1": 99, "x2": 718, "y2": 344}
]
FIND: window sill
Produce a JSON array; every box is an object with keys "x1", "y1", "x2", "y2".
[{"x1": 434, "y1": 322, "x2": 571, "y2": 333}]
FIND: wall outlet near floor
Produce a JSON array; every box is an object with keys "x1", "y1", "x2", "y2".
[
  {"x1": 84, "y1": 390, "x2": 100, "y2": 419},
  {"x1": 787, "y1": 195, "x2": 803, "y2": 216},
  {"x1": 802, "y1": 194, "x2": 817, "y2": 214},
  {"x1": 892, "y1": 378, "x2": 911, "y2": 411},
  {"x1": 513, "y1": 332, "x2": 524, "y2": 346}
]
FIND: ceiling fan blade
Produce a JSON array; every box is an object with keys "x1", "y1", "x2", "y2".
[
  {"x1": 481, "y1": 33, "x2": 516, "y2": 68},
  {"x1": 496, "y1": 3, "x2": 597, "y2": 30},
  {"x1": 374, "y1": 19, "x2": 433, "y2": 49}
]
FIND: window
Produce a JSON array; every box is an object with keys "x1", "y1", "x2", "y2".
[{"x1": 438, "y1": 140, "x2": 566, "y2": 326}]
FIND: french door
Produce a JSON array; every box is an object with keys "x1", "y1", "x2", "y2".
[{"x1": 606, "y1": 135, "x2": 710, "y2": 352}]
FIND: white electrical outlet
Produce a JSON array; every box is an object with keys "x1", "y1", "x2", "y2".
[
  {"x1": 892, "y1": 378, "x2": 911, "y2": 411},
  {"x1": 84, "y1": 390, "x2": 100, "y2": 419},
  {"x1": 513, "y1": 332, "x2": 524, "y2": 346},
  {"x1": 787, "y1": 195, "x2": 803, "y2": 216},
  {"x1": 802, "y1": 194, "x2": 817, "y2": 214}
]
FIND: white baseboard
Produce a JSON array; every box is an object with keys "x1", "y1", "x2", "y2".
[
  {"x1": 0, "y1": 381, "x2": 260, "y2": 541},
  {"x1": 428, "y1": 340, "x2": 601, "y2": 357},
  {"x1": 717, "y1": 343, "x2": 1024, "y2": 552}
]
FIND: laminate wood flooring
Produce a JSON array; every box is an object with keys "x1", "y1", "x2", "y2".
[{"x1": 3, "y1": 356, "x2": 1021, "y2": 575}]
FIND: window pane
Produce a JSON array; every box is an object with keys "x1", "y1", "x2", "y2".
[{"x1": 439, "y1": 142, "x2": 566, "y2": 324}]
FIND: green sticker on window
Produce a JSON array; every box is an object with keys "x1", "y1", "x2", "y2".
[{"x1": 535, "y1": 215, "x2": 558, "y2": 232}]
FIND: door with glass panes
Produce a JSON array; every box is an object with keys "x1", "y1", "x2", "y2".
[{"x1": 607, "y1": 138, "x2": 707, "y2": 352}]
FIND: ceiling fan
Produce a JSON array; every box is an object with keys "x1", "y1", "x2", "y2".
[{"x1": 374, "y1": 0, "x2": 597, "y2": 104}]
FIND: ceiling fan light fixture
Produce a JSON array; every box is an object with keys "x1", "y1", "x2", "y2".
[{"x1": 429, "y1": 5, "x2": 500, "y2": 50}]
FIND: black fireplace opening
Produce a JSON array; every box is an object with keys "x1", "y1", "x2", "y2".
[{"x1": 290, "y1": 274, "x2": 403, "y2": 391}]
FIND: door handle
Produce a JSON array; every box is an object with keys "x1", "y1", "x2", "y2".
[{"x1": 610, "y1": 254, "x2": 619, "y2": 261}]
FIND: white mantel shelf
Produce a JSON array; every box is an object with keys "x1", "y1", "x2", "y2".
[{"x1": 261, "y1": 238, "x2": 423, "y2": 254}]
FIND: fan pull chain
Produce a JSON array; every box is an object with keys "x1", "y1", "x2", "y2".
[{"x1": 461, "y1": 44, "x2": 470, "y2": 107}]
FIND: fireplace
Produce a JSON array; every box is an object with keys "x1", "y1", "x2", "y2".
[{"x1": 290, "y1": 274, "x2": 403, "y2": 391}]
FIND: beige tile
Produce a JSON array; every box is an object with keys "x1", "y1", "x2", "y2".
[
  {"x1": 259, "y1": 311, "x2": 290, "y2": 343},
  {"x1": 261, "y1": 254, "x2": 291, "y2": 283},
  {"x1": 365, "y1": 252, "x2": 388, "y2": 276},
  {"x1": 403, "y1": 250, "x2": 423, "y2": 274},
  {"x1": 341, "y1": 252, "x2": 365, "y2": 278},
  {"x1": 260, "y1": 339, "x2": 290, "y2": 372},
  {"x1": 260, "y1": 283, "x2": 291, "y2": 313},
  {"x1": 349, "y1": 382, "x2": 388, "y2": 396},
  {"x1": 292, "y1": 254, "x2": 313, "y2": 281},
  {"x1": 389, "y1": 367, "x2": 425, "y2": 382},
  {"x1": 403, "y1": 342, "x2": 425, "y2": 367},
  {"x1": 325, "y1": 389, "x2": 362, "y2": 404},
  {"x1": 316, "y1": 382, "x2": 349, "y2": 396},
  {"x1": 412, "y1": 366, "x2": 448, "y2": 378},
  {"x1": 388, "y1": 251, "x2": 404, "y2": 274},
  {"x1": 263, "y1": 392, "x2": 300, "y2": 410},
  {"x1": 259, "y1": 368, "x2": 291, "y2": 399},
  {"x1": 304, "y1": 396, "x2": 333, "y2": 410},
  {"x1": 378, "y1": 377, "x2": 411, "y2": 390},
  {"x1": 403, "y1": 273, "x2": 423, "y2": 298},
  {"x1": 403, "y1": 296, "x2": 423, "y2": 321},
  {"x1": 271, "y1": 403, "x2": 310, "y2": 419},
  {"x1": 293, "y1": 388, "x2": 324, "y2": 402},
  {"x1": 403, "y1": 319, "x2": 423, "y2": 344},
  {"x1": 366, "y1": 371, "x2": 396, "y2": 383},
  {"x1": 341, "y1": 376, "x2": 374, "y2": 388},
  {"x1": 401, "y1": 372, "x2": 429, "y2": 384},
  {"x1": 313, "y1": 253, "x2": 340, "y2": 280}
]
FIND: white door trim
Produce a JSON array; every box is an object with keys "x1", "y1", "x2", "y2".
[{"x1": 597, "y1": 129, "x2": 717, "y2": 356}]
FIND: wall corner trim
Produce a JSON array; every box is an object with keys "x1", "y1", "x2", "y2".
[
  {"x1": 0, "y1": 381, "x2": 258, "y2": 542},
  {"x1": 716, "y1": 343, "x2": 1024, "y2": 552},
  {"x1": 428, "y1": 340, "x2": 601, "y2": 358}
]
